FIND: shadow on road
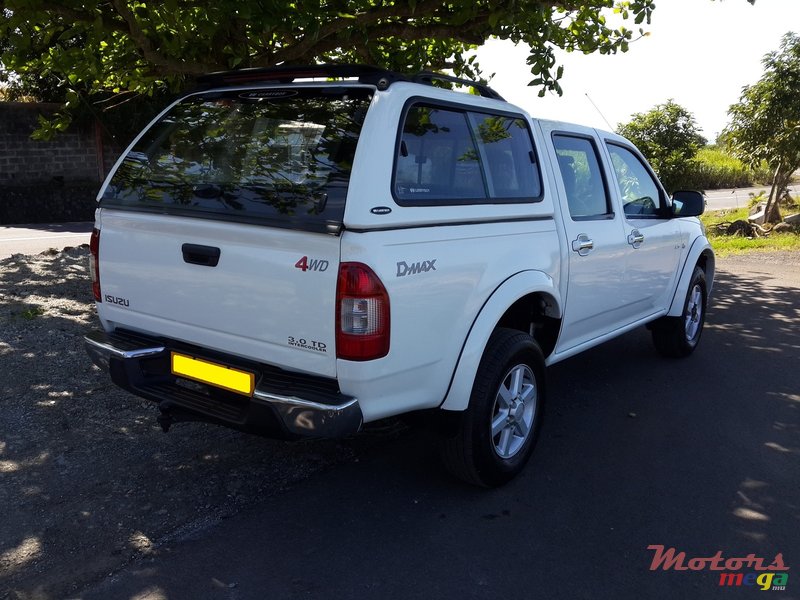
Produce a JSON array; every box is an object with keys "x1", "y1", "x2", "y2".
[
  {"x1": 78, "y1": 264, "x2": 800, "y2": 600},
  {"x1": 0, "y1": 251, "x2": 390, "y2": 599},
  {"x1": 2, "y1": 254, "x2": 797, "y2": 599}
]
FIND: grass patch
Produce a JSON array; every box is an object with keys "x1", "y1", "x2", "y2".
[
  {"x1": 701, "y1": 207, "x2": 750, "y2": 225},
  {"x1": 680, "y1": 147, "x2": 771, "y2": 190},
  {"x1": 708, "y1": 233, "x2": 800, "y2": 255},
  {"x1": 701, "y1": 208, "x2": 800, "y2": 256},
  {"x1": 10, "y1": 304, "x2": 46, "y2": 320},
  {"x1": 21, "y1": 306, "x2": 45, "y2": 320}
]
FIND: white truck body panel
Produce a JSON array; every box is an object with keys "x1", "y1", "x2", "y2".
[
  {"x1": 338, "y1": 220, "x2": 560, "y2": 421},
  {"x1": 439, "y1": 269, "x2": 562, "y2": 412}
]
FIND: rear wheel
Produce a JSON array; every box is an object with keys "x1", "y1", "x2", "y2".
[
  {"x1": 441, "y1": 328, "x2": 545, "y2": 487},
  {"x1": 651, "y1": 266, "x2": 707, "y2": 358}
]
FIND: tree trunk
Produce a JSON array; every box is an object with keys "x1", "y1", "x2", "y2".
[{"x1": 763, "y1": 162, "x2": 784, "y2": 225}]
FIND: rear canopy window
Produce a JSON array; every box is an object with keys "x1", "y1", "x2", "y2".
[
  {"x1": 101, "y1": 88, "x2": 372, "y2": 232},
  {"x1": 394, "y1": 104, "x2": 542, "y2": 205}
]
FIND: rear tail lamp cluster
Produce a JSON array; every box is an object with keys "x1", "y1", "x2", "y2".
[
  {"x1": 89, "y1": 228, "x2": 101, "y2": 302},
  {"x1": 336, "y1": 263, "x2": 390, "y2": 361}
]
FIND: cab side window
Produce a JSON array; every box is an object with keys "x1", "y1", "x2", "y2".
[
  {"x1": 552, "y1": 134, "x2": 611, "y2": 220},
  {"x1": 607, "y1": 143, "x2": 665, "y2": 218}
]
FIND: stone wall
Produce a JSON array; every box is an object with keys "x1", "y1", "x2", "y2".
[{"x1": 0, "y1": 102, "x2": 121, "y2": 224}]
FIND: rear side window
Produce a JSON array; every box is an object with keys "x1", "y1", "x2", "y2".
[
  {"x1": 394, "y1": 104, "x2": 542, "y2": 205},
  {"x1": 101, "y1": 88, "x2": 372, "y2": 232},
  {"x1": 552, "y1": 134, "x2": 611, "y2": 220}
]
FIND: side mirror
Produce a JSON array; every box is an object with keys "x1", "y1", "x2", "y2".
[{"x1": 671, "y1": 190, "x2": 705, "y2": 217}]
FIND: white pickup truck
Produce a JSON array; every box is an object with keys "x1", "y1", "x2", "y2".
[{"x1": 85, "y1": 65, "x2": 714, "y2": 486}]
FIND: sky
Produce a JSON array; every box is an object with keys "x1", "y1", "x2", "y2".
[{"x1": 475, "y1": 0, "x2": 800, "y2": 141}]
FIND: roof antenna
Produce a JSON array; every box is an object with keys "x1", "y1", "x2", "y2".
[{"x1": 585, "y1": 93, "x2": 614, "y2": 131}]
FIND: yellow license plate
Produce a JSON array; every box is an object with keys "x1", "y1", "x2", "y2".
[{"x1": 171, "y1": 352, "x2": 255, "y2": 397}]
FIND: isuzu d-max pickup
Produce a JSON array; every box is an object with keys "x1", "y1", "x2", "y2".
[{"x1": 85, "y1": 65, "x2": 714, "y2": 486}]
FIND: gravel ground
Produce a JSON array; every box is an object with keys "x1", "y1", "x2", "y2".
[
  {"x1": 0, "y1": 246, "x2": 395, "y2": 600},
  {"x1": 715, "y1": 249, "x2": 800, "y2": 286}
]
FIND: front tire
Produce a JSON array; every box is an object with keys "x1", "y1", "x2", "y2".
[
  {"x1": 651, "y1": 266, "x2": 707, "y2": 358},
  {"x1": 441, "y1": 328, "x2": 545, "y2": 487}
]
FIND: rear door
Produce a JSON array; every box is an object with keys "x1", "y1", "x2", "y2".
[
  {"x1": 541, "y1": 126, "x2": 631, "y2": 352},
  {"x1": 96, "y1": 86, "x2": 373, "y2": 377}
]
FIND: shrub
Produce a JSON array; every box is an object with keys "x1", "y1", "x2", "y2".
[
  {"x1": 676, "y1": 147, "x2": 771, "y2": 190},
  {"x1": 617, "y1": 100, "x2": 706, "y2": 193}
]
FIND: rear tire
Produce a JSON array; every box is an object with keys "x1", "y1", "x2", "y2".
[
  {"x1": 440, "y1": 328, "x2": 545, "y2": 487},
  {"x1": 651, "y1": 266, "x2": 707, "y2": 358}
]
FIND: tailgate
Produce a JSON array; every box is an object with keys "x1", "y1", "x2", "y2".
[
  {"x1": 97, "y1": 210, "x2": 339, "y2": 377},
  {"x1": 93, "y1": 84, "x2": 374, "y2": 378}
]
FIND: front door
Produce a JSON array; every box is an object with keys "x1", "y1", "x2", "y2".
[{"x1": 604, "y1": 142, "x2": 681, "y2": 321}]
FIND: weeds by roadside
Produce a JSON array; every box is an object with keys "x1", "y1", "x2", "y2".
[
  {"x1": 18, "y1": 304, "x2": 45, "y2": 320},
  {"x1": 682, "y1": 147, "x2": 772, "y2": 190},
  {"x1": 701, "y1": 207, "x2": 800, "y2": 255}
]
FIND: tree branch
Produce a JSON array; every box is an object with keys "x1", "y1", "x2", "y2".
[
  {"x1": 29, "y1": 1, "x2": 128, "y2": 35},
  {"x1": 109, "y1": 0, "x2": 217, "y2": 75},
  {"x1": 362, "y1": 21, "x2": 489, "y2": 45},
  {"x1": 262, "y1": 0, "x2": 479, "y2": 65},
  {"x1": 263, "y1": 2, "x2": 499, "y2": 66}
]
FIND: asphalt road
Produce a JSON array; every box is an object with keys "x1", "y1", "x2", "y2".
[
  {"x1": 704, "y1": 184, "x2": 800, "y2": 211},
  {"x1": 79, "y1": 254, "x2": 799, "y2": 600},
  {"x1": 0, "y1": 222, "x2": 93, "y2": 259}
]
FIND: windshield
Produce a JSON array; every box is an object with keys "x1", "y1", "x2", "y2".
[{"x1": 101, "y1": 87, "x2": 373, "y2": 232}]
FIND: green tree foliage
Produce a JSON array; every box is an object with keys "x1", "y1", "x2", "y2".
[
  {"x1": 616, "y1": 100, "x2": 707, "y2": 193},
  {"x1": 1, "y1": 0, "x2": 662, "y2": 137},
  {"x1": 724, "y1": 32, "x2": 800, "y2": 224}
]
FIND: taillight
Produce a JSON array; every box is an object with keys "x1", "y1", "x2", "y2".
[
  {"x1": 89, "y1": 228, "x2": 101, "y2": 301},
  {"x1": 336, "y1": 262, "x2": 390, "y2": 361}
]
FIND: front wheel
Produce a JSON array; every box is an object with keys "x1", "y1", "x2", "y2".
[
  {"x1": 651, "y1": 266, "x2": 707, "y2": 358},
  {"x1": 440, "y1": 328, "x2": 546, "y2": 487}
]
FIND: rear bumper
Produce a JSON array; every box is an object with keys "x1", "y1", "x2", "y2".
[{"x1": 84, "y1": 329, "x2": 362, "y2": 439}]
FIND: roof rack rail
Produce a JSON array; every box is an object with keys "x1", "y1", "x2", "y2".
[
  {"x1": 195, "y1": 64, "x2": 505, "y2": 101},
  {"x1": 412, "y1": 71, "x2": 505, "y2": 101},
  {"x1": 196, "y1": 64, "x2": 407, "y2": 90}
]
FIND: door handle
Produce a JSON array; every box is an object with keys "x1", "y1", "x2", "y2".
[
  {"x1": 627, "y1": 230, "x2": 645, "y2": 248},
  {"x1": 571, "y1": 234, "x2": 594, "y2": 256},
  {"x1": 182, "y1": 243, "x2": 221, "y2": 267}
]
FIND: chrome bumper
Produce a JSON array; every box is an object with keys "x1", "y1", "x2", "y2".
[
  {"x1": 84, "y1": 330, "x2": 362, "y2": 439},
  {"x1": 85, "y1": 329, "x2": 166, "y2": 369}
]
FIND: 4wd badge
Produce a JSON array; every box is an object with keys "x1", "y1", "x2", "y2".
[{"x1": 295, "y1": 256, "x2": 329, "y2": 272}]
